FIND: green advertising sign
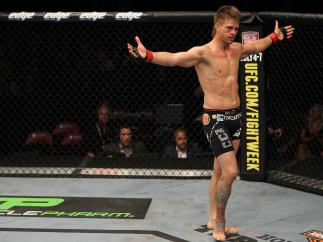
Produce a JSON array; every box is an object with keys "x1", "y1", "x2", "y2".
[{"x1": 0, "y1": 196, "x2": 151, "y2": 219}]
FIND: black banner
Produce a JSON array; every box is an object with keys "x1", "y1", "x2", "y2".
[
  {"x1": 238, "y1": 25, "x2": 266, "y2": 181},
  {"x1": 0, "y1": 196, "x2": 151, "y2": 219}
]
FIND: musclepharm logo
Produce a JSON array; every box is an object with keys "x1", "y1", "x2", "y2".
[
  {"x1": 0, "y1": 197, "x2": 64, "y2": 210},
  {"x1": 80, "y1": 12, "x2": 107, "y2": 21},
  {"x1": 44, "y1": 12, "x2": 72, "y2": 21},
  {"x1": 8, "y1": 12, "x2": 35, "y2": 21},
  {"x1": 115, "y1": 12, "x2": 143, "y2": 21},
  {"x1": 0, "y1": 197, "x2": 136, "y2": 219}
]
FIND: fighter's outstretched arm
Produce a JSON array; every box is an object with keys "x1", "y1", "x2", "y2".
[
  {"x1": 241, "y1": 20, "x2": 295, "y2": 58},
  {"x1": 127, "y1": 36, "x2": 203, "y2": 68}
]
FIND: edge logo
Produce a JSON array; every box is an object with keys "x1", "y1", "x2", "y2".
[
  {"x1": 8, "y1": 12, "x2": 35, "y2": 21},
  {"x1": 0, "y1": 196, "x2": 151, "y2": 219},
  {"x1": 115, "y1": 12, "x2": 143, "y2": 21},
  {"x1": 43, "y1": 12, "x2": 71, "y2": 21}
]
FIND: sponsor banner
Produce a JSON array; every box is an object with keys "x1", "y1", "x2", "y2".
[
  {"x1": 0, "y1": 196, "x2": 151, "y2": 219},
  {"x1": 238, "y1": 25, "x2": 266, "y2": 181},
  {"x1": 0, "y1": 12, "x2": 144, "y2": 22}
]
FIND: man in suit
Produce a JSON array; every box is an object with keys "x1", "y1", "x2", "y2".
[
  {"x1": 103, "y1": 125, "x2": 147, "y2": 158},
  {"x1": 84, "y1": 103, "x2": 115, "y2": 157},
  {"x1": 162, "y1": 127, "x2": 200, "y2": 159}
]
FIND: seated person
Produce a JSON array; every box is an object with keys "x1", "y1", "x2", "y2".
[
  {"x1": 296, "y1": 103, "x2": 323, "y2": 160},
  {"x1": 162, "y1": 127, "x2": 201, "y2": 159},
  {"x1": 83, "y1": 103, "x2": 115, "y2": 157},
  {"x1": 103, "y1": 125, "x2": 147, "y2": 158}
]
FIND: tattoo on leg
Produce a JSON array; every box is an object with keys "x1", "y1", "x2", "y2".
[
  {"x1": 214, "y1": 207, "x2": 225, "y2": 232},
  {"x1": 215, "y1": 186, "x2": 230, "y2": 207},
  {"x1": 214, "y1": 186, "x2": 231, "y2": 232}
]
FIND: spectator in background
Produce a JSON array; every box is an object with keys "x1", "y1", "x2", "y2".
[
  {"x1": 103, "y1": 125, "x2": 147, "y2": 158},
  {"x1": 268, "y1": 126, "x2": 283, "y2": 139},
  {"x1": 266, "y1": 76, "x2": 297, "y2": 161},
  {"x1": 319, "y1": 134, "x2": 323, "y2": 158},
  {"x1": 297, "y1": 103, "x2": 323, "y2": 160},
  {"x1": 267, "y1": 123, "x2": 295, "y2": 161},
  {"x1": 267, "y1": 124, "x2": 284, "y2": 154},
  {"x1": 162, "y1": 127, "x2": 200, "y2": 159},
  {"x1": 83, "y1": 103, "x2": 115, "y2": 157}
]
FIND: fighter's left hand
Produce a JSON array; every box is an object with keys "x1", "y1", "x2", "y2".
[{"x1": 274, "y1": 20, "x2": 295, "y2": 41}]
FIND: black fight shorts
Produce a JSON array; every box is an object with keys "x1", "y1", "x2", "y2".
[{"x1": 202, "y1": 108, "x2": 242, "y2": 158}]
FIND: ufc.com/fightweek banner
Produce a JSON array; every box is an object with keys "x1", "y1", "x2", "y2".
[{"x1": 239, "y1": 25, "x2": 266, "y2": 181}]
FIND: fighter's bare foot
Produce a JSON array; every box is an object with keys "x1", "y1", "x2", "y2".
[
  {"x1": 224, "y1": 226, "x2": 238, "y2": 234},
  {"x1": 212, "y1": 231, "x2": 226, "y2": 241},
  {"x1": 207, "y1": 222, "x2": 238, "y2": 234},
  {"x1": 207, "y1": 221, "x2": 214, "y2": 230}
]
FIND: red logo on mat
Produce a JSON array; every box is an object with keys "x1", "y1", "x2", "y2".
[{"x1": 302, "y1": 230, "x2": 323, "y2": 242}]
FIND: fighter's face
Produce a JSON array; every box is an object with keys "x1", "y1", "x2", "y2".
[{"x1": 216, "y1": 18, "x2": 239, "y2": 44}]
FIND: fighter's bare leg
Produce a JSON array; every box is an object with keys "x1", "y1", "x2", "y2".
[
  {"x1": 207, "y1": 139, "x2": 240, "y2": 235},
  {"x1": 212, "y1": 150, "x2": 239, "y2": 241},
  {"x1": 207, "y1": 157, "x2": 221, "y2": 229}
]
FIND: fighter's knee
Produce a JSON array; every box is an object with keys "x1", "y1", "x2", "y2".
[
  {"x1": 230, "y1": 169, "x2": 239, "y2": 180},
  {"x1": 223, "y1": 168, "x2": 239, "y2": 181},
  {"x1": 231, "y1": 169, "x2": 239, "y2": 179}
]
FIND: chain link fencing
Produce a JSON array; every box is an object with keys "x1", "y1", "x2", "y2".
[
  {"x1": 260, "y1": 13, "x2": 323, "y2": 194},
  {"x1": 0, "y1": 13, "x2": 214, "y2": 178},
  {"x1": 0, "y1": 12, "x2": 322, "y2": 194}
]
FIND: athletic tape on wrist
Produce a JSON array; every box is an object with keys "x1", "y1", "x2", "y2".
[
  {"x1": 132, "y1": 47, "x2": 153, "y2": 62},
  {"x1": 269, "y1": 32, "x2": 279, "y2": 44},
  {"x1": 270, "y1": 27, "x2": 288, "y2": 44},
  {"x1": 146, "y1": 50, "x2": 153, "y2": 62}
]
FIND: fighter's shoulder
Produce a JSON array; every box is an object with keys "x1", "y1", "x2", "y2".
[
  {"x1": 188, "y1": 44, "x2": 207, "y2": 53},
  {"x1": 230, "y1": 42, "x2": 244, "y2": 54},
  {"x1": 231, "y1": 42, "x2": 243, "y2": 49},
  {"x1": 187, "y1": 45, "x2": 208, "y2": 58}
]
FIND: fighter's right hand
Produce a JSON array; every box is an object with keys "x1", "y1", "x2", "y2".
[
  {"x1": 127, "y1": 36, "x2": 147, "y2": 60},
  {"x1": 273, "y1": 20, "x2": 295, "y2": 41}
]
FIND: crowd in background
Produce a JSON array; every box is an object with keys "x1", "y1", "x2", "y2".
[
  {"x1": 15, "y1": 99, "x2": 323, "y2": 163},
  {"x1": 0, "y1": 16, "x2": 322, "y2": 165}
]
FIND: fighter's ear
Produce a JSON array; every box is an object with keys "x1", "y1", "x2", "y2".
[{"x1": 212, "y1": 23, "x2": 219, "y2": 37}]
